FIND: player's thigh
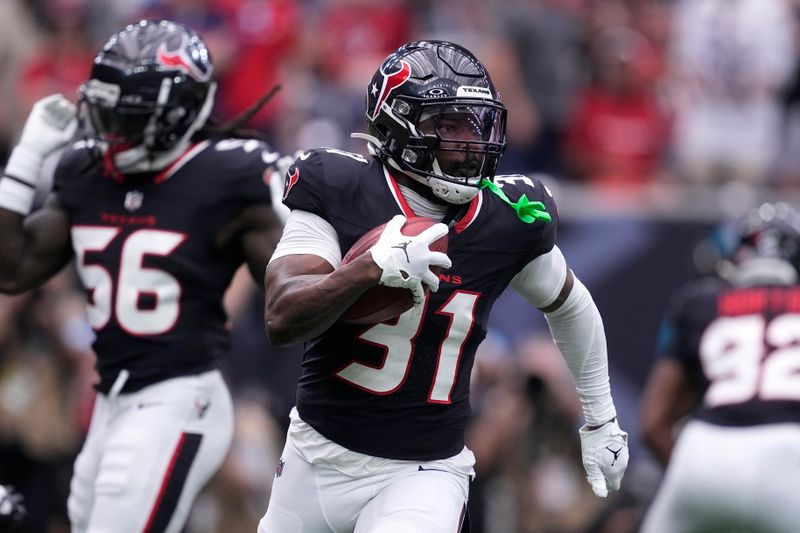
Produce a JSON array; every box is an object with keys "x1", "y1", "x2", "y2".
[
  {"x1": 85, "y1": 371, "x2": 234, "y2": 533},
  {"x1": 161, "y1": 371, "x2": 234, "y2": 532},
  {"x1": 641, "y1": 421, "x2": 754, "y2": 533},
  {"x1": 752, "y1": 424, "x2": 800, "y2": 533},
  {"x1": 354, "y1": 469, "x2": 469, "y2": 533},
  {"x1": 259, "y1": 436, "x2": 386, "y2": 533},
  {"x1": 258, "y1": 439, "x2": 337, "y2": 533},
  {"x1": 640, "y1": 482, "x2": 687, "y2": 533},
  {"x1": 68, "y1": 397, "x2": 113, "y2": 532}
]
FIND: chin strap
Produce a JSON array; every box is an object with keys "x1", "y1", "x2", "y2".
[{"x1": 479, "y1": 178, "x2": 552, "y2": 224}]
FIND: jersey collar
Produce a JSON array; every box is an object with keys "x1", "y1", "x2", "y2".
[
  {"x1": 453, "y1": 192, "x2": 482, "y2": 234},
  {"x1": 383, "y1": 166, "x2": 415, "y2": 217},
  {"x1": 153, "y1": 140, "x2": 211, "y2": 184},
  {"x1": 383, "y1": 166, "x2": 482, "y2": 234}
]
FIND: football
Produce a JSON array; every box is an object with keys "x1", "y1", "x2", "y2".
[{"x1": 339, "y1": 217, "x2": 449, "y2": 324}]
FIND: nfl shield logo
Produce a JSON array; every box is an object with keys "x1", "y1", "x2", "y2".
[{"x1": 124, "y1": 190, "x2": 143, "y2": 212}]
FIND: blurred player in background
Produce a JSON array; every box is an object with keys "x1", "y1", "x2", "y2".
[
  {"x1": 0, "y1": 19, "x2": 285, "y2": 533},
  {"x1": 640, "y1": 202, "x2": 800, "y2": 532},
  {"x1": 261, "y1": 40, "x2": 628, "y2": 532}
]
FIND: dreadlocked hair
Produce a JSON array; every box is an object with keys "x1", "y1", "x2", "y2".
[
  {"x1": 76, "y1": 84, "x2": 282, "y2": 176},
  {"x1": 197, "y1": 84, "x2": 282, "y2": 141}
]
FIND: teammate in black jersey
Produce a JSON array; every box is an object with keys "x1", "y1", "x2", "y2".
[
  {"x1": 260, "y1": 40, "x2": 629, "y2": 532},
  {"x1": 0, "y1": 20, "x2": 285, "y2": 533},
  {"x1": 640, "y1": 202, "x2": 800, "y2": 532}
]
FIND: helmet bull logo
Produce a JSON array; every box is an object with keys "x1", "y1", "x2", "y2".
[
  {"x1": 370, "y1": 60, "x2": 411, "y2": 120},
  {"x1": 156, "y1": 41, "x2": 210, "y2": 81}
]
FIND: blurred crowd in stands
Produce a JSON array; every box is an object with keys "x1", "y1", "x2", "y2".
[
  {"x1": 5, "y1": 0, "x2": 800, "y2": 190},
  {"x1": 1, "y1": 0, "x2": 799, "y2": 531}
]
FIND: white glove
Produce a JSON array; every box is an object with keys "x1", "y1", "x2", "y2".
[
  {"x1": 369, "y1": 215, "x2": 451, "y2": 302},
  {"x1": 6, "y1": 94, "x2": 78, "y2": 184},
  {"x1": 579, "y1": 418, "x2": 629, "y2": 498},
  {"x1": 19, "y1": 94, "x2": 78, "y2": 155}
]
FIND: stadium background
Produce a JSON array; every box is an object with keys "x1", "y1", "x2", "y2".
[{"x1": 1, "y1": 0, "x2": 798, "y2": 531}]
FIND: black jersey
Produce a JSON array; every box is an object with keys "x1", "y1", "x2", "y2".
[
  {"x1": 54, "y1": 138, "x2": 278, "y2": 393},
  {"x1": 656, "y1": 277, "x2": 800, "y2": 427},
  {"x1": 282, "y1": 148, "x2": 558, "y2": 460}
]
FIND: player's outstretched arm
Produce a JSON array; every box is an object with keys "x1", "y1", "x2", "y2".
[
  {"x1": 511, "y1": 246, "x2": 629, "y2": 497},
  {"x1": 0, "y1": 196, "x2": 72, "y2": 294},
  {"x1": 0, "y1": 94, "x2": 76, "y2": 293},
  {"x1": 639, "y1": 358, "x2": 698, "y2": 467}
]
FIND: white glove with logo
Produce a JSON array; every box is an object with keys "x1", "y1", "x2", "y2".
[
  {"x1": 369, "y1": 215, "x2": 451, "y2": 303},
  {"x1": 579, "y1": 418, "x2": 629, "y2": 498},
  {"x1": 6, "y1": 94, "x2": 78, "y2": 184}
]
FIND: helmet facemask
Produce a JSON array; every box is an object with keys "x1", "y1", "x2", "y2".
[
  {"x1": 379, "y1": 96, "x2": 506, "y2": 204},
  {"x1": 80, "y1": 76, "x2": 215, "y2": 174}
]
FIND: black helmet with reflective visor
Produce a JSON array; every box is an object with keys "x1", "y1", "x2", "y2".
[
  {"x1": 363, "y1": 40, "x2": 507, "y2": 204},
  {"x1": 79, "y1": 19, "x2": 216, "y2": 175}
]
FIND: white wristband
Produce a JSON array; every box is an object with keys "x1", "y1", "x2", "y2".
[
  {"x1": 4, "y1": 144, "x2": 44, "y2": 186},
  {"x1": 0, "y1": 177, "x2": 36, "y2": 215}
]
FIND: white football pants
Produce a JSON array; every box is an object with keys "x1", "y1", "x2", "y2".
[
  {"x1": 641, "y1": 419, "x2": 800, "y2": 533},
  {"x1": 68, "y1": 369, "x2": 234, "y2": 533},
  {"x1": 258, "y1": 408, "x2": 473, "y2": 533}
]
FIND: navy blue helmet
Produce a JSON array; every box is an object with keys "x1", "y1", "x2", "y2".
[
  {"x1": 79, "y1": 19, "x2": 216, "y2": 174},
  {"x1": 363, "y1": 40, "x2": 507, "y2": 204}
]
